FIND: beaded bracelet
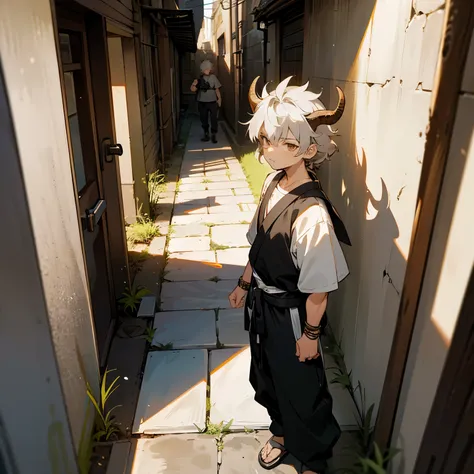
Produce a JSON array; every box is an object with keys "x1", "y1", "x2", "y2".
[{"x1": 238, "y1": 276, "x2": 251, "y2": 291}]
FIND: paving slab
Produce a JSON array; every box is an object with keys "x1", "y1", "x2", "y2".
[
  {"x1": 209, "y1": 194, "x2": 256, "y2": 206},
  {"x1": 241, "y1": 203, "x2": 258, "y2": 213},
  {"x1": 215, "y1": 248, "x2": 249, "y2": 279},
  {"x1": 176, "y1": 189, "x2": 235, "y2": 203},
  {"x1": 208, "y1": 204, "x2": 242, "y2": 215},
  {"x1": 228, "y1": 172, "x2": 247, "y2": 181},
  {"x1": 148, "y1": 236, "x2": 167, "y2": 256},
  {"x1": 166, "y1": 251, "x2": 219, "y2": 281},
  {"x1": 168, "y1": 236, "x2": 211, "y2": 254},
  {"x1": 171, "y1": 223, "x2": 210, "y2": 238},
  {"x1": 174, "y1": 193, "x2": 209, "y2": 205},
  {"x1": 217, "y1": 309, "x2": 248, "y2": 346},
  {"x1": 128, "y1": 435, "x2": 218, "y2": 474},
  {"x1": 211, "y1": 225, "x2": 250, "y2": 248},
  {"x1": 133, "y1": 350, "x2": 207, "y2": 434},
  {"x1": 179, "y1": 183, "x2": 208, "y2": 192},
  {"x1": 153, "y1": 310, "x2": 217, "y2": 349},
  {"x1": 161, "y1": 280, "x2": 234, "y2": 311},
  {"x1": 209, "y1": 347, "x2": 271, "y2": 430},
  {"x1": 173, "y1": 203, "x2": 208, "y2": 216},
  {"x1": 234, "y1": 188, "x2": 254, "y2": 196},
  {"x1": 219, "y1": 433, "x2": 300, "y2": 474},
  {"x1": 205, "y1": 169, "x2": 230, "y2": 177},
  {"x1": 180, "y1": 176, "x2": 208, "y2": 185},
  {"x1": 206, "y1": 180, "x2": 249, "y2": 191},
  {"x1": 172, "y1": 212, "x2": 254, "y2": 227}
]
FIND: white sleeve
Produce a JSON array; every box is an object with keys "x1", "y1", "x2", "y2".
[
  {"x1": 246, "y1": 171, "x2": 278, "y2": 245},
  {"x1": 293, "y1": 204, "x2": 349, "y2": 294}
]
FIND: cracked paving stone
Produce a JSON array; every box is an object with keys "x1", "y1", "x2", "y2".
[
  {"x1": 129, "y1": 436, "x2": 218, "y2": 474},
  {"x1": 161, "y1": 280, "x2": 234, "y2": 311},
  {"x1": 133, "y1": 350, "x2": 207, "y2": 434},
  {"x1": 153, "y1": 310, "x2": 217, "y2": 349},
  {"x1": 211, "y1": 225, "x2": 250, "y2": 248},
  {"x1": 168, "y1": 236, "x2": 211, "y2": 254}
]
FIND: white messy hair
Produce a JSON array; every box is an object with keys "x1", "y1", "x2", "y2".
[
  {"x1": 200, "y1": 60, "x2": 213, "y2": 71},
  {"x1": 245, "y1": 76, "x2": 338, "y2": 167}
]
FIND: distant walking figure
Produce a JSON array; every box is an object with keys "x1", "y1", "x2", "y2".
[{"x1": 190, "y1": 60, "x2": 222, "y2": 143}]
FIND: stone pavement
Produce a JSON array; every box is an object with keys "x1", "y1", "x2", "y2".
[{"x1": 125, "y1": 120, "x2": 356, "y2": 474}]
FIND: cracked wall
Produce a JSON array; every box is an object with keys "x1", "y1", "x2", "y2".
[{"x1": 302, "y1": 0, "x2": 446, "y2": 430}]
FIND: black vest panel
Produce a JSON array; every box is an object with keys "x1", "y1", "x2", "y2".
[{"x1": 249, "y1": 172, "x2": 351, "y2": 292}]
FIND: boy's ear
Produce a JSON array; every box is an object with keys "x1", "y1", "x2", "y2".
[{"x1": 304, "y1": 144, "x2": 318, "y2": 159}]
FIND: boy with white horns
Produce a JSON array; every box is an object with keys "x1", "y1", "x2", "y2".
[{"x1": 228, "y1": 76, "x2": 351, "y2": 474}]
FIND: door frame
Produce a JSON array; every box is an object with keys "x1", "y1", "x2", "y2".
[
  {"x1": 374, "y1": 0, "x2": 474, "y2": 453},
  {"x1": 414, "y1": 268, "x2": 474, "y2": 473},
  {"x1": 53, "y1": 2, "x2": 130, "y2": 366}
]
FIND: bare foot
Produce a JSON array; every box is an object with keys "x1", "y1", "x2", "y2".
[{"x1": 261, "y1": 435, "x2": 285, "y2": 464}]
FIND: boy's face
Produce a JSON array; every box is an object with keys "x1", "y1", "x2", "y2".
[
  {"x1": 258, "y1": 130, "x2": 317, "y2": 170},
  {"x1": 202, "y1": 69, "x2": 211, "y2": 76}
]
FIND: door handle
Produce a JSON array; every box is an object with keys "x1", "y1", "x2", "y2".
[
  {"x1": 85, "y1": 199, "x2": 107, "y2": 232},
  {"x1": 100, "y1": 138, "x2": 123, "y2": 169}
]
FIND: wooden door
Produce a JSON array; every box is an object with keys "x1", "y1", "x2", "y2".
[
  {"x1": 280, "y1": 3, "x2": 305, "y2": 84},
  {"x1": 414, "y1": 268, "x2": 474, "y2": 473},
  {"x1": 56, "y1": 11, "x2": 117, "y2": 365}
]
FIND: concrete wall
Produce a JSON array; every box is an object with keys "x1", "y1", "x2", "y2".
[
  {"x1": 390, "y1": 35, "x2": 474, "y2": 474},
  {"x1": 302, "y1": 0, "x2": 447, "y2": 418},
  {"x1": 238, "y1": 0, "x2": 264, "y2": 142},
  {"x1": 0, "y1": 0, "x2": 100, "y2": 471},
  {"x1": 108, "y1": 37, "x2": 137, "y2": 223}
]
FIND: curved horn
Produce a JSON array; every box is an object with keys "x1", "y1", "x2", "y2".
[
  {"x1": 306, "y1": 86, "x2": 345, "y2": 130},
  {"x1": 249, "y1": 76, "x2": 263, "y2": 113}
]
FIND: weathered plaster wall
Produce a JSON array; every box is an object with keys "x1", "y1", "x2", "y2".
[
  {"x1": 303, "y1": 0, "x2": 446, "y2": 418},
  {"x1": 390, "y1": 34, "x2": 474, "y2": 474},
  {"x1": 0, "y1": 0, "x2": 100, "y2": 470}
]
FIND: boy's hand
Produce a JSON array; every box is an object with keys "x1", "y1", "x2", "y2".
[
  {"x1": 217, "y1": 99, "x2": 222, "y2": 107},
  {"x1": 296, "y1": 335, "x2": 320, "y2": 362},
  {"x1": 228, "y1": 286, "x2": 247, "y2": 308},
  {"x1": 192, "y1": 79, "x2": 198, "y2": 86}
]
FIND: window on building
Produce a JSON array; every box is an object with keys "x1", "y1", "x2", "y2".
[{"x1": 218, "y1": 34, "x2": 226, "y2": 57}]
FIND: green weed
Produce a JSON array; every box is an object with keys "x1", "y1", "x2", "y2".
[
  {"x1": 86, "y1": 369, "x2": 121, "y2": 442},
  {"x1": 119, "y1": 285, "x2": 151, "y2": 316},
  {"x1": 126, "y1": 216, "x2": 160, "y2": 246}
]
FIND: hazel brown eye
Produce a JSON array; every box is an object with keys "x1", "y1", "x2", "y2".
[{"x1": 286, "y1": 143, "x2": 298, "y2": 151}]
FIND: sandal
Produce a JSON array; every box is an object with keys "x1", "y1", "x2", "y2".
[{"x1": 258, "y1": 437, "x2": 288, "y2": 470}]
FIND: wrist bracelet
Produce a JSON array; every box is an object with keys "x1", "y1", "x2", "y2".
[
  {"x1": 238, "y1": 276, "x2": 251, "y2": 291},
  {"x1": 304, "y1": 329, "x2": 320, "y2": 340}
]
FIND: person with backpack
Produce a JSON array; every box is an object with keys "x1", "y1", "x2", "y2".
[{"x1": 190, "y1": 60, "x2": 222, "y2": 143}]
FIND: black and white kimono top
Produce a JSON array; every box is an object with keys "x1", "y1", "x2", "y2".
[{"x1": 247, "y1": 171, "x2": 349, "y2": 294}]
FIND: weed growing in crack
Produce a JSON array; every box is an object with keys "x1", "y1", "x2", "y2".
[{"x1": 210, "y1": 241, "x2": 230, "y2": 251}]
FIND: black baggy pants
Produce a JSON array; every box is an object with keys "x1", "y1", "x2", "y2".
[
  {"x1": 198, "y1": 101, "x2": 218, "y2": 135},
  {"x1": 248, "y1": 297, "x2": 341, "y2": 472}
]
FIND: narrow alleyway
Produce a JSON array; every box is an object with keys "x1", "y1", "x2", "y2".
[{"x1": 119, "y1": 118, "x2": 355, "y2": 474}]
